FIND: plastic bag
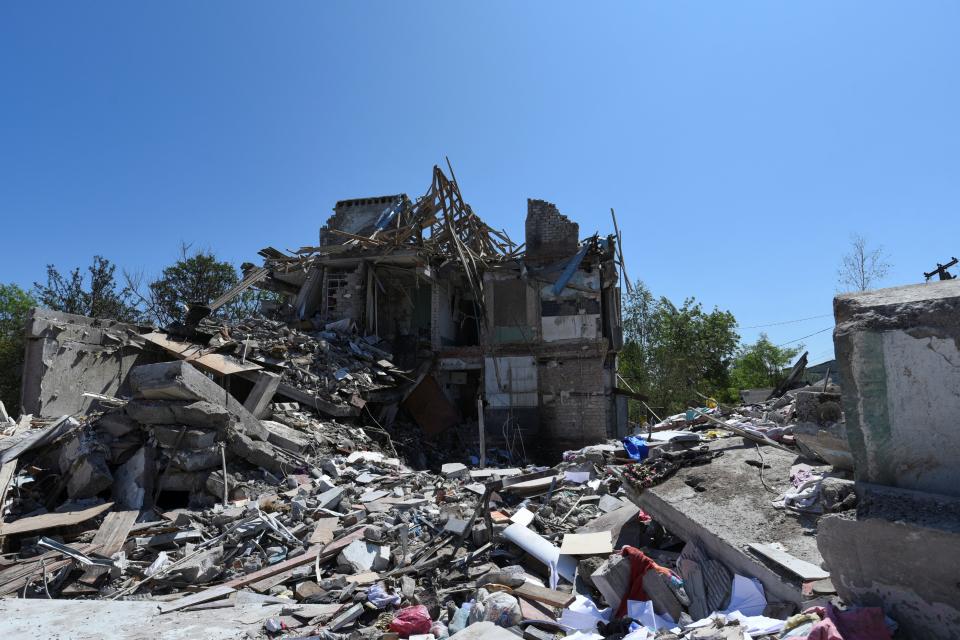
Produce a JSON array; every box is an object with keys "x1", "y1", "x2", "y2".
[
  {"x1": 478, "y1": 592, "x2": 522, "y2": 628},
  {"x1": 430, "y1": 621, "x2": 450, "y2": 639},
  {"x1": 389, "y1": 605, "x2": 433, "y2": 637},
  {"x1": 367, "y1": 583, "x2": 401, "y2": 609},
  {"x1": 622, "y1": 436, "x2": 648, "y2": 461},
  {"x1": 448, "y1": 602, "x2": 473, "y2": 635}
]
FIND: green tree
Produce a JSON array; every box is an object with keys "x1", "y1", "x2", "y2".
[
  {"x1": 0, "y1": 284, "x2": 37, "y2": 415},
  {"x1": 727, "y1": 333, "x2": 802, "y2": 397},
  {"x1": 619, "y1": 281, "x2": 740, "y2": 417},
  {"x1": 646, "y1": 297, "x2": 739, "y2": 413},
  {"x1": 127, "y1": 244, "x2": 266, "y2": 326},
  {"x1": 32, "y1": 256, "x2": 138, "y2": 321}
]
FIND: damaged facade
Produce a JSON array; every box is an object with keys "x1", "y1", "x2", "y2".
[
  {"x1": 1, "y1": 164, "x2": 955, "y2": 640},
  {"x1": 251, "y1": 166, "x2": 626, "y2": 457}
]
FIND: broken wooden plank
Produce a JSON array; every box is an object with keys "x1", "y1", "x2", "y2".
[
  {"x1": 0, "y1": 416, "x2": 77, "y2": 466},
  {"x1": 748, "y1": 542, "x2": 830, "y2": 581},
  {"x1": 162, "y1": 526, "x2": 370, "y2": 611},
  {"x1": 512, "y1": 582, "x2": 575, "y2": 608},
  {"x1": 0, "y1": 501, "x2": 114, "y2": 537},
  {"x1": 0, "y1": 543, "x2": 100, "y2": 596},
  {"x1": 309, "y1": 517, "x2": 339, "y2": 546},
  {"x1": 78, "y1": 510, "x2": 139, "y2": 583},
  {"x1": 141, "y1": 332, "x2": 262, "y2": 377}
]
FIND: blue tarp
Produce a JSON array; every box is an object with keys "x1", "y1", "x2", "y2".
[{"x1": 622, "y1": 436, "x2": 649, "y2": 461}]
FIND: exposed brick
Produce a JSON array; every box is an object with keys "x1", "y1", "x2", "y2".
[{"x1": 525, "y1": 199, "x2": 580, "y2": 265}]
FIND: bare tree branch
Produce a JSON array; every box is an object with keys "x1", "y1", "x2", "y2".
[{"x1": 838, "y1": 233, "x2": 891, "y2": 292}]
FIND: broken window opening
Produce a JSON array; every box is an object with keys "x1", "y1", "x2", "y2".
[{"x1": 323, "y1": 267, "x2": 352, "y2": 320}]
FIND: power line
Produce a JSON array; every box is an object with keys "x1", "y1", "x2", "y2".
[
  {"x1": 737, "y1": 313, "x2": 832, "y2": 329},
  {"x1": 777, "y1": 326, "x2": 833, "y2": 347}
]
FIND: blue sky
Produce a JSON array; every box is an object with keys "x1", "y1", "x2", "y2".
[{"x1": 3, "y1": 2, "x2": 960, "y2": 364}]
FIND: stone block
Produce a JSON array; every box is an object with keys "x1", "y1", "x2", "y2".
[
  {"x1": 169, "y1": 545, "x2": 223, "y2": 583},
  {"x1": 590, "y1": 553, "x2": 632, "y2": 611},
  {"x1": 818, "y1": 483, "x2": 960, "y2": 640},
  {"x1": 441, "y1": 462, "x2": 468, "y2": 479},
  {"x1": 171, "y1": 401, "x2": 233, "y2": 431},
  {"x1": 129, "y1": 361, "x2": 268, "y2": 440},
  {"x1": 226, "y1": 430, "x2": 285, "y2": 476},
  {"x1": 66, "y1": 454, "x2": 114, "y2": 499},
  {"x1": 315, "y1": 486, "x2": 345, "y2": 510},
  {"x1": 95, "y1": 411, "x2": 139, "y2": 438},
  {"x1": 152, "y1": 425, "x2": 219, "y2": 450},
  {"x1": 337, "y1": 539, "x2": 390, "y2": 573},
  {"x1": 169, "y1": 448, "x2": 222, "y2": 472},
  {"x1": 59, "y1": 430, "x2": 113, "y2": 499},
  {"x1": 834, "y1": 280, "x2": 960, "y2": 496},
  {"x1": 113, "y1": 445, "x2": 152, "y2": 509},
  {"x1": 295, "y1": 580, "x2": 323, "y2": 600},
  {"x1": 125, "y1": 400, "x2": 178, "y2": 425},
  {"x1": 262, "y1": 420, "x2": 312, "y2": 453}
]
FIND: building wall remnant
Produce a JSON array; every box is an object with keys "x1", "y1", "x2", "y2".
[
  {"x1": 525, "y1": 199, "x2": 580, "y2": 265},
  {"x1": 273, "y1": 180, "x2": 624, "y2": 457},
  {"x1": 322, "y1": 264, "x2": 366, "y2": 323},
  {"x1": 319, "y1": 195, "x2": 404, "y2": 246},
  {"x1": 819, "y1": 279, "x2": 960, "y2": 640},
  {"x1": 834, "y1": 279, "x2": 960, "y2": 496},
  {"x1": 20, "y1": 308, "x2": 160, "y2": 418},
  {"x1": 538, "y1": 354, "x2": 615, "y2": 452}
]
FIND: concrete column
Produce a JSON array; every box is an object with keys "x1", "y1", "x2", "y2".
[{"x1": 834, "y1": 280, "x2": 960, "y2": 497}]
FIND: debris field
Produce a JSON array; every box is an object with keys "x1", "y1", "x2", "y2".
[{"x1": 1, "y1": 166, "x2": 958, "y2": 640}]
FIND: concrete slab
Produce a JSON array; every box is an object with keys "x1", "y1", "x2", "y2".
[
  {"x1": 19, "y1": 308, "x2": 159, "y2": 418},
  {"x1": 622, "y1": 438, "x2": 831, "y2": 606},
  {"x1": 817, "y1": 482, "x2": 960, "y2": 640},
  {"x1": 834, "y1": 280, "x2": 960, "y2": 497},
  {"x1": 0, "y1": 598, "x2": 281, "y2": 640}
]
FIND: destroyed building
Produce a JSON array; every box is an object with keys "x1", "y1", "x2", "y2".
[
  {"x1": 2, "y1": 165, "x2": 953, "y2": 640},
  {"x1": 246, "y1": 166, "x2": 627, "y2": 457}
]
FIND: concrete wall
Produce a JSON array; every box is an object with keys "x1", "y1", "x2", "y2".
[
  {"x1": 20, "y1": 308, "x2": 159, "y2": 418},
  {"x1": 827, "y1": 281, "x2": 960, "y2": 639},
  {"x1": 484, "y1": 273, "x2": 539, "y2": 345},
  {"x1": 319, "y1": 195, "x2": 404, "y2": 245},
  {"x1": 538, "y1": 270, "x2": 602, "y2": 343},
  {"x1": 818, "y1": 483, "x2": 960, "y2": 640},
  {"x1": 833, "y1": 280, "x2": 960, "y2": 497}
]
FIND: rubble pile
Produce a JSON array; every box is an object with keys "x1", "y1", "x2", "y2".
[
  {"x1": 6, "y1": 167, "x2": 947, "y2": 637},
  {"x1": 0, "y1": 351, "x2": 899, "y2": 640},
  {"x1": 214, "y1": 317, "x2": 407, "y2": 414}
]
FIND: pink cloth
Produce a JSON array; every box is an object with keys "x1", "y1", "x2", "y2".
[{"x1": 804, "y1": 604, "x2": 892, "y2": 640}]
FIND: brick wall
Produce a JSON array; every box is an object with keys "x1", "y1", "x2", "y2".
[
  {"x1": 525, "y1": 199, "x2": 580, "y2": 265},
  {"x1": 537, "y1": 356, "x2": 613, "y2": 455},
  {"x1": 322, "y1": 265, "x2": 365, "y2": 323}
]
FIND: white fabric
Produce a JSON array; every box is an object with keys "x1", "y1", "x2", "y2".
[
  {"x1": 722, "y1": 575, "x2": 767, "y2": 617},
  {"x1": 727, "y1": 610, "x2": 785, "y2": 634},
  {"x1": 625, "y1": 600, "x2": 676, "y2": 631},
  {"x1": 559, "y1": 595, "x2": 611, "y2": 632},
  {"x1": 621, "y1": 627, "x2": 652, "y2": 640}
]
